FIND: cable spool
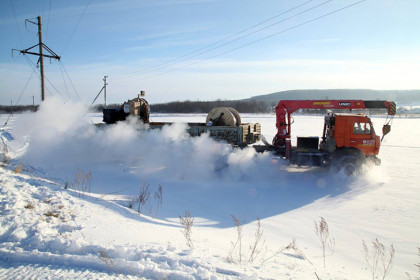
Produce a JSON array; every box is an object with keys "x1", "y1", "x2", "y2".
[
  {"x1": 128, "y1": 97, "x2": 150, "y2": 123},
  {"x1": 226, "y1": 107, "x2": 241, "y2": 126},
  {"x1": 206, "y1": 107, "x2": 239, "y2": 126}
]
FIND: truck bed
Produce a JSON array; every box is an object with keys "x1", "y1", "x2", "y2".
[
  {"x1": 96, "y1": 121, "x2": 261, "y2": 146},
  {"x1": 148, "y1": 122, "x2": 261, "y2": 146}
]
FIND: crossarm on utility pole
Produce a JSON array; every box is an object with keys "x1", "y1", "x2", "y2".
[{"x1": 12, "y1": 16, "x2": 60, "y2": 102}]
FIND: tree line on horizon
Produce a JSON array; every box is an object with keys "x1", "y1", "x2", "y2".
[
  {"x1": 0, "y1": 105, "x2": 38, "y2": 113},
  {"x1": 150, "y1": 99, "x2": 273, "y2": 113},
  {"x1": 0, "y1": 100, "x2": 272, "y2": 114}
]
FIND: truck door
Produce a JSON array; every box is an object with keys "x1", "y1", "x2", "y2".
[{"x1": 350, "y1": 122, "x2": 376, "y2": 155}]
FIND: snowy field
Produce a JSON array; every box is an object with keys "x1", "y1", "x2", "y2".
[{"x1": 0, "y1": 97, "x2": 419, "y2": 279}]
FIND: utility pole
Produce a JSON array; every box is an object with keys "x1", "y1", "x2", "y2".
[
  {"x1": 37, "y1": 16, "x2": 45, "y2": 101},
  {"x1": 103, "y1": 76, "x2": 108, "y2": 107},
  {"x1": 13, "y1": 16, "x2": 60, "y2": 102},
  {"x1": 90, "y1": 76, "x2": 109, "y2": 107}
]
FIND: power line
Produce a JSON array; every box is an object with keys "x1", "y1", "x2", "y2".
[
  {"x1": 9, "y1": 0, "x2": 23, "y2": 46},
  {"x1": 130, "y1": 0, "x2": 333, "y2": 78},
  {"x1": 61, "y1": 0, "x2": 92, "y2": 54},
  {"x1": 121, "y1": 0, "x2": 316, "y2": 78},
  {"x1": 24, "y1": 55, "x2": 64, "y2": 99},
  {"x1": 59, "y1": 61, "x2": 82, "y2": 101},
  {"x1": 126, "y1": 0, "x2": 367, "y2": 82},
  {"x1": 4, "y1": 59, "x2": 39, "y2": 127},
  {"x1": 14, "y1": 70, "x2": 36, "y2": 106},
  {"x1": 59, "y1": 62, "x2": 71, "y2": 99},
  {"x1": 45, "y1": 0, "x2": 52, "y2": 40}
]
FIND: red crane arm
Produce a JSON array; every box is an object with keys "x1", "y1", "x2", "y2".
[{"x1": 276, "y1": 100, "x2": 396, "y2": 114}]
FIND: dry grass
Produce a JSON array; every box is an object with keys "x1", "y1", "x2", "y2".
[
  {"x1": 314, "y1": 217, "x2": 335, "y2": 268},
  {"x1": 2, "y1": 145, "x2": 9, "y2": 165},
  {"x1": 406, "y1": 247, "x2": 420, "y2": 280},
  {"x1": 153, "y1": 184, "x2": 163, "y2": 216},
  {"x1": 362, "y1": 238, "x2": 395, "y2": 280},
  {"x1": 129, "y1": 183, "x2": 163, "y2": 217},
  {"x1": 179, "y1": 210, "x2": 194, "y2": 249},
  {"x1": 24, "y1": 203, "x2": 35, "y2": 210},
  {"x1": 73, "y1": 169, "x2": 92, "y2": 196},
  {"x1": 227, "y1": 215, "x2": 266, "y2": 265},
  {"x1": 13, "y1": 164, "x2": 23, "y2": 174},
  {"x1": 44, "y1": 210, "x2": 60, "y2": 218},
  {"x1": 137, "y1": 182, "x2": 151, "y2": 214}
]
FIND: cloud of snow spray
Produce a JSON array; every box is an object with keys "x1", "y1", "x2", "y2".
[
  {"x1": 15, "y1": 97, "x2": 282, "y2": 183},
  {"x1": 9, "y1": 96, "x2": 391, "y2": 227},
  {"x1": 13, "y1": 96, "x2": 386, "y2": 198}
]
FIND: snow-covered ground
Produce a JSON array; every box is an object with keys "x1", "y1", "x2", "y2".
[{"x1": 1, "y1": 97, "x2": 419, "y2": 279}]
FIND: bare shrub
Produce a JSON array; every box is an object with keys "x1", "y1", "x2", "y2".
[
  {"x1": 362, "y1": 238, "x2": 395, "y2": 280},
  {"x1": 128, "y1": 184, "x2": 163, "y2": 217},
  {"x1": 285, "y1": 238, "x2": 313, "y2": 265},
  {"x1": 314, "y1": 217, "x2": 335, "y2": 268},
  {"x1": 227, "y1": 215, "x2": 244, "y2": 264},
  {"x1": 137, "y1": 182, "x2": 151, "y2": 214},
  {"x1": 73, "y1": 169, "x2": 92, "y2": 196},
  {"x1": 153, "y1": 185, "x2": 163, "y2": 216},
  {"x1": 2, "y1": 145, "x2": 9, "y2": 165},
  {"x1": 42, "y1": 198, "x2": 53, "y2": 204},
  {"x1": 248, "y1": 218, "x2": 264, "y2": 263},
  {"x1": 406, "y1": 248, "x2": 420, "y2": 280},
  {"x1": 227, "y1": 215, "x2": 267, "y2": 265},
  {"x1": 98, "y1": 250, "x2": 121, "y2": 274},
  {"x1": 259, "y1": 238, "x2": 313, "y2": 267},
  {"x1": 24, "y1": 203, "x2": 34, "y2": 210},
  {"x1": 44, "y1": 210, "x2": 60, "y2": 218},
  {"x1": 128, "y1": 196, "x2": 137, "y2": 209},
  {"x1": 179, "y1": 210, "x2": 194, "y2": 249},
  {"x1": 14, "y1": 163, "x2": 23, "y2": 174},
  {"x1": 98, "y1": 250, "x2": 138, "y2": 279},
  {"x1": 64, "y1": 178, "x2": 69, "y2": 190}
]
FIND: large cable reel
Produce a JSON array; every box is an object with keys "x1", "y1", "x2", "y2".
[{"x1": 206, "y1": 107, "x2": 241, "y2": 126}]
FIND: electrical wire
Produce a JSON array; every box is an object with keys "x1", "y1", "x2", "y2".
[
  {"x1": 45, "y1": 0, "x2": 52, "y2": 40},
  {"x1": 3, "y1": 69, "x2": 36, "y2": 127},
  {"x1": 59, "y1": 62, "x2": 71, "y2": 99},
  {"x1": 61, "y1": 0, "x2": 92, "y2": 54},
  {"x1": 59, "y1": 61, "x2": 82, "y2": 101},
  {"x1": 10, "y1": 0, "x2": 24, "y2": 47},
  {"x1": 143, "y1": 0, "x2": 332, "y2": 75},
  {"x1": 124, "y1": 0, "x2": 367, "y2": 83},
  {"x1": 24, "y1": 55, "x2": 64, "y2": 99},
  {"x1": 121, "y1": 0, "x2": 316, "y2": 78}
]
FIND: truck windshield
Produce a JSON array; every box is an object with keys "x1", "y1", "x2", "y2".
[{"x1": 353, "y1": 122, "x2": 372, "y2": 134}]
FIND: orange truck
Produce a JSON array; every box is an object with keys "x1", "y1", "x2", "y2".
[{"x1": 257, "y1": 100, "x2": 396, "y2": 175}]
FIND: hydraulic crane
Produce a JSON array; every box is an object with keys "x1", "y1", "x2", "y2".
[{"x1": 266, "y1": 100, "x2": 396, "y2": 175}]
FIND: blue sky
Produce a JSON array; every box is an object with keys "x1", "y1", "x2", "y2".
[{"x1": 1, "y1": 0, "x2": 419, "y2": 105}]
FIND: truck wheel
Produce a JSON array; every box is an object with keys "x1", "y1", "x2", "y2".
[
  {"x1": 339, "y1": 156, "x2": 358, "y2": 176},
  {"x1": 331, "y1": 148, "x2": 364, "y2": 176}
]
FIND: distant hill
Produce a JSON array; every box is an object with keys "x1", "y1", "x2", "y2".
[{"x1": 244, "y1": 89, "x2": 420, "y2": 106}]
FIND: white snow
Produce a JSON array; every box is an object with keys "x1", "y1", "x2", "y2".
[{"x1": 0, "y1": 96, "x2": 419, "y2": 279}]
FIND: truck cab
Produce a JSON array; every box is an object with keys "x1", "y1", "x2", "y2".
[{"x1": 322, "y1": 113, "x2": 380, "y2": 156}]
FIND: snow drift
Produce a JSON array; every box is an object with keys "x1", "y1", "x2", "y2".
[{"x1": 1, "y1": 96, "x2": 419, "y2": 279}]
